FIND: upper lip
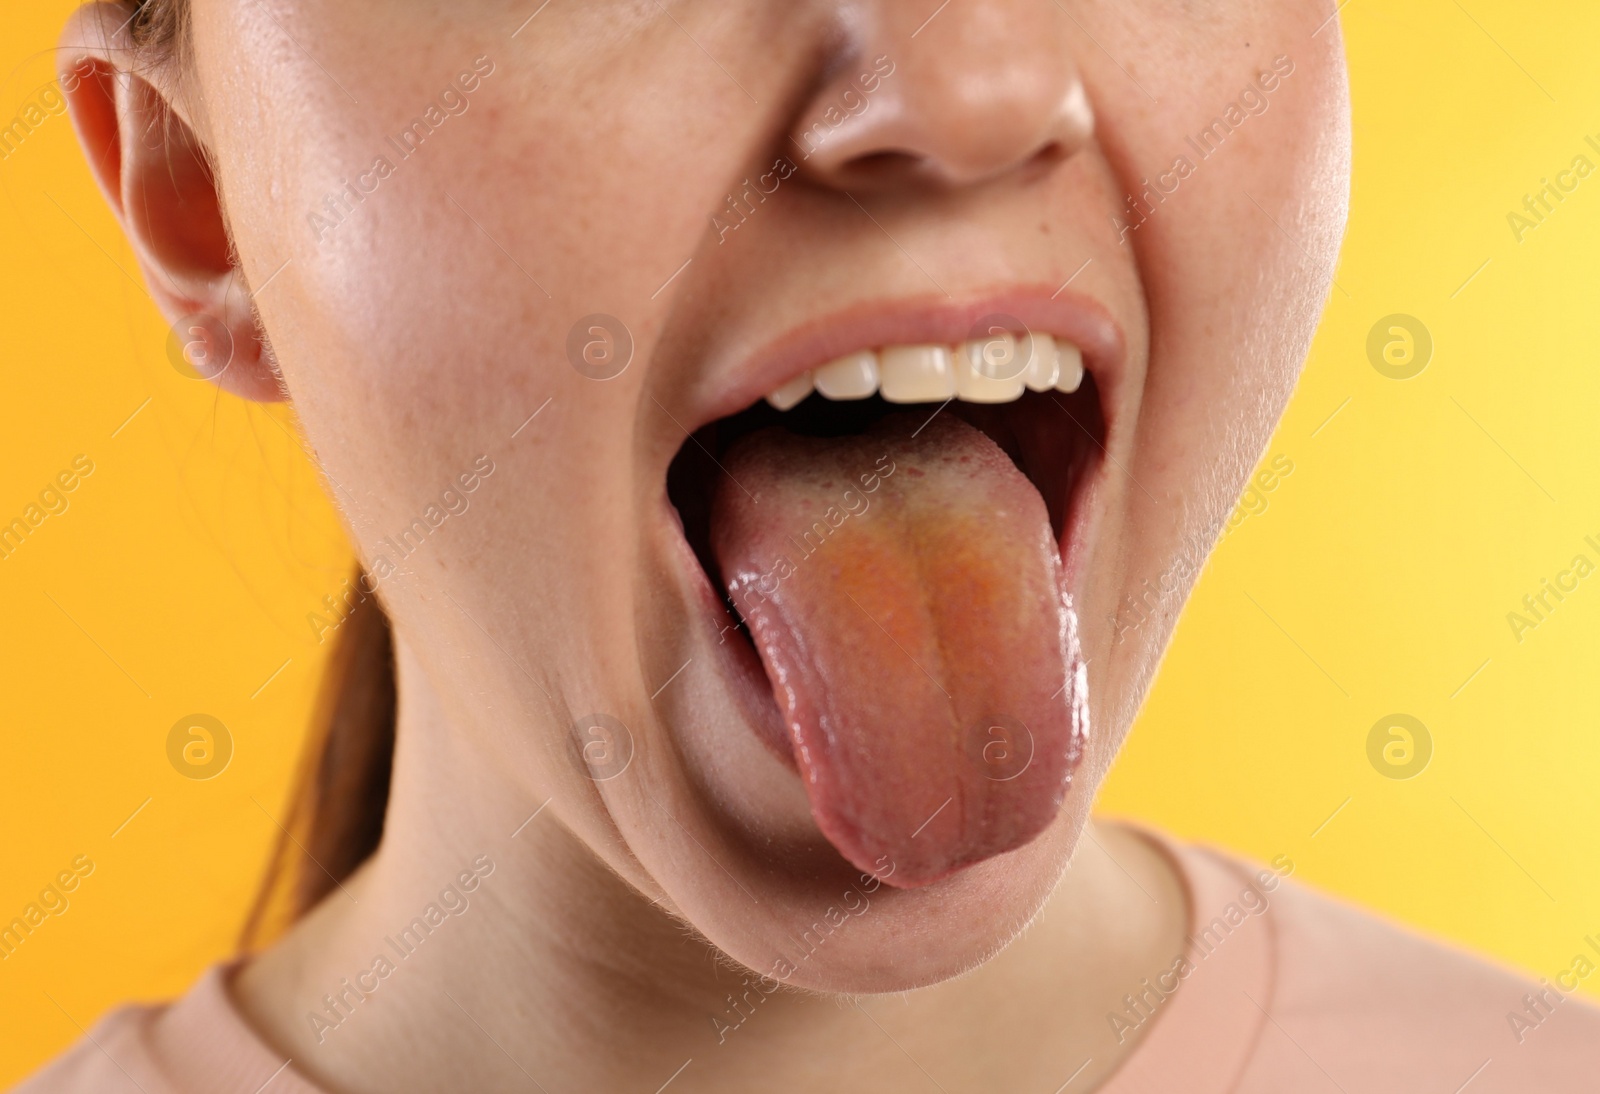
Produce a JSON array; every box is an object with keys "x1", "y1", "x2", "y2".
[{"x1": 683, "y1": 284, "x2": 1126, "y2": 434}]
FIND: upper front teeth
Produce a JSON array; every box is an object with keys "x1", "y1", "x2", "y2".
[
  {"x1": 882, "y1": 345, "x2": 953, "y2": 403},
  {"x1": 813, "y1": 349, "x2": 879, "y2": 400},
  {"x1": 767, "y1": 334, "x2": 1083, "y2": 410}
]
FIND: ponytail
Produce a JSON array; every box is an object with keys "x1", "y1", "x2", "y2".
[{"x1": 240, "y1": 574, "x2": 398, "y2": 948}]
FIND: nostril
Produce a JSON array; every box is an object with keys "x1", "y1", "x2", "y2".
[
  {"x1": 832, "y1": 148, "x2": 973, "y2": 191},
  {"x1": 825, "y1": 148, "x2": 934, "y2": 191},
  {"x1": 840, "y1": 149, "x2": 923, "y2": 179},
  {"x1": 835, "y1": 141, "x2": 1060, "y2": 191},
  {"x1": 1029, "y1": 140, "x2": 1070, "y2": 172}
]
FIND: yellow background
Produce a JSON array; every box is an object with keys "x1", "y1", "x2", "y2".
[{"x1": 3, "y1": 0, "x2": 1598, "y2": 1083}]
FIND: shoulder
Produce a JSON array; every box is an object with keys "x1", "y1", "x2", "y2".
[
  {"x1": 1179, "y1": 840, "x2": 1600, "y2": 1092},
  {"x1": 12, "y1": 965, "x2": 322, "y2": 1094}
]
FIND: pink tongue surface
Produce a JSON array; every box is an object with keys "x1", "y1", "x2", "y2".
[{"x1": 711, "y1": 414, "x2": 1087, "y2": 888}]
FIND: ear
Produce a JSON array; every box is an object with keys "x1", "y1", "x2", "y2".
[{"x1": 58, "y1": 2, "x2": 284, "y2": 402}]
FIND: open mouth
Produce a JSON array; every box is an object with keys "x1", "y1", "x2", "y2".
[{"x1": 667, "y1": 320, "x2": 1109, "y2": 889}]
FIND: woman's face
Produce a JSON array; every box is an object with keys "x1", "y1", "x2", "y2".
[{"x1": 184, "y1": 0, "x2": 1347, "y2": 991}]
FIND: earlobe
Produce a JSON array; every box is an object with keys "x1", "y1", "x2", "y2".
[{"x1": 58, "y1": 3, "x2": 284, "y2": 403}]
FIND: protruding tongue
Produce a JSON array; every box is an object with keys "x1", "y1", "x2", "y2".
[{"x1": 711, "y1": 414, "x2": 1087, "y2": 888}]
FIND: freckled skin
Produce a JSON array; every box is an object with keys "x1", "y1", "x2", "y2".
[
  {"x1": 58, "y1": 0, "x2": 1349, "y2": 1083},
  {"x1": 713, "y1": 415, "x2": 1085, "y2": 886}
]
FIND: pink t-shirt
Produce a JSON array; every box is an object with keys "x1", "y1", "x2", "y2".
[{"x1": 15, "y1": 835, "x2": 1599, "y2": 1092}]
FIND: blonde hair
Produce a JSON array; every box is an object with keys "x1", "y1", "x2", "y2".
[{"x1": 129, "y1": 0, "x2": 185, "y2": 51}]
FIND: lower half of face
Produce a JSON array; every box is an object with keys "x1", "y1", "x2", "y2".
[{"x1": 210, "y1": 0, "x2": 1349, "y2": 991}]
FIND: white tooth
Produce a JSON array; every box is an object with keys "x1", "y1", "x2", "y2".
[
  {"x1": 1055, "y1": 341, "x2": 1085, "y2": 393},
  {"x1": 813, "y1": 350, "x2": 879, "y2": 400},
  {"x1": 955, "y1": 335, "x2": 1026, "y2": 403},
  {"x1": 765, "y1": 371, "x2": 815, "y2": 411},
  {"x1": 879, "y1": 344, "x2": 955, "y2": 403},
  {"x1": 1021, "y1": 333, "x2": 1059, "y2": 392}
]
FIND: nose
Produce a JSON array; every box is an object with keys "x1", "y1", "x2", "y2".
[{"x1": 791, "y1": 0, "x2": 1094, "y2": 191}]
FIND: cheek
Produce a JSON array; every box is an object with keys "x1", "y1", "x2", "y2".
[
  {"x1": 1079, "y1": 6, "x2": 1347, "y2": 726},
  {"x1": 1122, "y1": 33, "x2": 1343, "y2": 465},
  {"x1": 214, "y1": 6, "x2": 777, "y2": 547}
]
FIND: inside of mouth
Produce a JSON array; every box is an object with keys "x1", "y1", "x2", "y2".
[
  {"x1": 667, "y1": 379, "x2": 1102, "y2": 886},
  {"x1": 668, "y1": 379, "x2": 1105, "y2": 601}
]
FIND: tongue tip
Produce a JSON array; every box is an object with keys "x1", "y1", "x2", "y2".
[
  {"x1": 829, "y1": 837, "x2": 1046, "y2": 891},
  {"x1": 819, "y1": 767, "x2": 1076, "y2": 891},
  {"x1": 863, "y1": 851, "x2": 1007, "y2": 891}
]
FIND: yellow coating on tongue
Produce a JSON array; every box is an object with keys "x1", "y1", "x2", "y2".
[{"x1": 711, "y1": 413, "x2": 1086, "y2": 887}]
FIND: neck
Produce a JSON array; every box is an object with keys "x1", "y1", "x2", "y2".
[{"x1": 234, "y1": 638, "x2": 1188, "y2": 1093}]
